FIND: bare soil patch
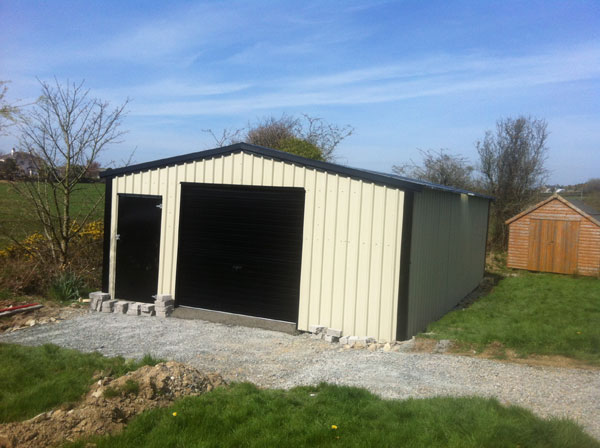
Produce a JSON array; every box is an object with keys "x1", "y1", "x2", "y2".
[
  {"x1": 0, "y1": 361, "x2": 225, "y2": 448},
  {"x1": 0, "y1": 299, "x2": 85, "y2": 333},
  {"x1": 413, "y1": 337, "x2": 600, "y2": 370}
]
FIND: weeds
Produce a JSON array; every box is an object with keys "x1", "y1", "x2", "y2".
[
  {"x1": 47, "y1": 271, "x2": 88, "y2": 303},
  {"x1": 103, "y1": 380, "x2": 140, "y2": 399},
  {"x1": 0, "y1": 220, "x2": 104, "y2": 299}
]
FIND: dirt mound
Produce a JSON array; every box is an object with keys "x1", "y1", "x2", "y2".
[{"x1": 0, "y1": 361, "x2": 225, "y2": 448}]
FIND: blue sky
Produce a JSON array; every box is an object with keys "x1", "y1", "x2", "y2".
[{"x1": 1, "y1": 0, "x2": 599, "y2": 184}]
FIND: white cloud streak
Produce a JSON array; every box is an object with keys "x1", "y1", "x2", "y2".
[{"x1": 125, "y1": 43, "x2": 600, "y2": 116}]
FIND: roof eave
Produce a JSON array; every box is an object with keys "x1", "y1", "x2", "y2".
[{"x1": 100, "y1": 142, "x2": 493, "y2": 199}]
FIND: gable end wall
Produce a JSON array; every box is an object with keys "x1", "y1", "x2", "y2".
[
  {"x1": 108, "y1": 151, "x2": 405, "y2": 341},
  {"x1": 507, "y1": 198, "x2": 600, "y2": 276}
]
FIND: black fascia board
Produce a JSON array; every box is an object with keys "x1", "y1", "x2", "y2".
[{"x1": 100, "y1": 142, "x2": 492, "y2": 199}]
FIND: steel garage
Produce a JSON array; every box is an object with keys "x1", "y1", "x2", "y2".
[{"x1": 100, "y1": 143, "x2": 491, "y2": 341}]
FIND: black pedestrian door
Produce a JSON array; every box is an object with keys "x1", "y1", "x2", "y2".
[
  {"x1": 115, "y1": 195, "x2": 162, "y2": 303},
  {"x1": 175, "y1": 183, "x2": 305, "y2": 323}
]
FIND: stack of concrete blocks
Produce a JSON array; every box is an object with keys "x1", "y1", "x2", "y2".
[
  {"x1": 89, "y1": 292, "x2": 172, "y2": 318},
  {"x1": 154, "y1": 294, "x2": 174, "y2": 318},
  {"x1": 89, "y1": 292, "x2": 110, "y2": 311},
  {"x1": 140, "y1": 303, "x2": 155, "y2": 317},
  {"x1": 309, "y1": 325, "x2": 343, "y2": 343},
  {"x1": 88, "y1": 291, "x2": 117, "y2": 313}
]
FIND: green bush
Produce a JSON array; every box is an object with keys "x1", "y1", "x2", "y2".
[
  {"x1": 0, "y1": 220, "x2": 103, "y2": 299},
  {"x1": 47, "y1": 271, "x2": 87, "y2": 302}
]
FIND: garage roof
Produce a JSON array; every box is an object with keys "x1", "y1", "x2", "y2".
[{"x1": 101, "y1": 142, "x2": 493, "y2": 200}]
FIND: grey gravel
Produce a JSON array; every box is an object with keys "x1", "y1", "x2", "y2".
[{"x1": 1, "y1": 312, "x2": 599, "y2": 440}]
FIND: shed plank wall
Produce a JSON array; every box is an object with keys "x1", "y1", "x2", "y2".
[
  {"x1": 109, "y1": 152, "x2": 405, "y2": 341},
  {"x1": 507, "y1": 199, "x2": 600, "y2": 276},
  {"x1": 406, "y1": 191, "x2": 489, "y2": 337}
]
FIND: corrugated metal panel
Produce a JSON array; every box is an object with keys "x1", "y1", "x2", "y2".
[
  {"x1": 109, "y1": 152, "x2": 405, "y2": 341},
  {"x1": 406, "y1": 190, "x2": 489, "y2": 337}
]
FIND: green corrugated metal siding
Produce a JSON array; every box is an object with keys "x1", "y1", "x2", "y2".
[{"x1": 406, "y1": 190, "x2": 489, "y2": 337}]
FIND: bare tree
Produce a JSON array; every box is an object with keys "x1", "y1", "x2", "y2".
[
  {"x1": 202, "y1": 127, "x2": 244, "y2": 147},
  {"x1": 14, "y1": 79, "x2": 128, "y2": 267},
  {"x1": 204, "y1": 114, "x2": 353, "y2": 161},
  {"x1": 393, "y1": 149, "x2": 475, "y2": 189},
  {"x1": 0, "y1": 81, "x2": 22, "y2": 135},
  {"x1": 300, "y1": 114, "x2": 353, "y2": 161},
  {"x1": 477, "y1": 116, "x2": 549, "y2": 249},
  {"x1": 583, "y1": 178, "x2": 600, "y2": 194}
]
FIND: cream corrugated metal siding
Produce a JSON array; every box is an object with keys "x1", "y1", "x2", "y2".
[
  {"x1": 405, "y1": 190, "x2": 489, "y2": 336},
  {"x1": 108, "y1": 151, "x2": 405, "y2": 341}
]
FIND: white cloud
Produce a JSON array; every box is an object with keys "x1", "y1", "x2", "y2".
[{"x1": 124, "y1": 42, "x2": 600, "y2": 116}]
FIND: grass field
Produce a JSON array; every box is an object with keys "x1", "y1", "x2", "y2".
[
  {"x1": 0, "y1": 343, "x2": 160, "y2": 423},
  {"x1": 0, "y1": 182, "x2": 105, "y2": 248},
  {"x1": 67, "y1": 382, "x2": 598, "y2": 448},
  {"x1": 423, "y1": 273, "x2": 600, "y2": 364}
]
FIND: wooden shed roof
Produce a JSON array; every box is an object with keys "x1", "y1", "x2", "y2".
[{"x1": 505, "y1": 194, "x2": 600, "y2": 227}]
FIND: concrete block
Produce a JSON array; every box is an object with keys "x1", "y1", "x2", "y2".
[
  {"x1": 326, "y1": 328, "x2": 342, "y2": 338},
  {"x1": 140, "y1": 304, "x2": 155, "y2": 316},
  {"x1": 114, "y1": 301, "x2": 129, "y2": 314},
  {"x1": 154, "y1": 303, "x2": 174, "y2": 310},
  {"x1": 126, "y1": 303, "x2": 141, "y2": 316},
  {"x1": 89, "y1": 291, "x2": 110, "y2": 311},
  {"x1": 155, "y1": 300, "x2": 174, "y2": 308},
  {"x1": 324, "y1": 334, "x2": 339, "y2": 343},
  {"x1": 155, "y1": 294, "x2": 173, "y2": 303},
  {"x1": 89, "y1": 291, "x2": 110, "y2": 301},
  {"x1": 155, "y1": 310, "x2": 171, "y2": 318},
  {"x1": 101, "y1": 300, "x2": 117, "y2": 313},
  {"x1": 339, "y1": 336, "x2": 349, "y2": 345},
  {"x1": 310, "y1": 333, "x2": 323, "y2": 340},
  {"x1": 309, "y1": 325, "x2": 326, "y2": 334}
]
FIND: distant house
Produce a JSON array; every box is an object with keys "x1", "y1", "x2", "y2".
[
  {"x1": 0, "y1": 149, "x2": 41, "y2": 177},
  {"x1": 506, "y1": 194, "x2": 600, "y2": 276}
]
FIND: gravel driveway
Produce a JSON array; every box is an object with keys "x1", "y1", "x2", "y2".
[{"x1": 2, "y1": 312, "x2": 599, "y2": 439}]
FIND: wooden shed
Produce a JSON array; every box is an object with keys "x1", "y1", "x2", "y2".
[
  {"x1": 506, "y1": 194, "x2": 600, "y2": 276},
  {"x1": 100, "y1": 143, "x2": 492, "y2": 341}
]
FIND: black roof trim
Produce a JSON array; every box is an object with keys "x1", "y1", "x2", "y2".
[{"x1": 101, "y1": 142, "x2": 493, "y2": 199}]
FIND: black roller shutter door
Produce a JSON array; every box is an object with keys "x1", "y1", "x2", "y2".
[{"x1": 175, "y1": 183, "x2": 305, "y2": 323}]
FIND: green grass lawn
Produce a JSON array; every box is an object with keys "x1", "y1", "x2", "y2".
[
  {"x1": 423, "y1": 273, "x2": 600, "y2": 364},
  {"x1": 66, "y1": 382, "x2": 598, "y2": 448},
  {"x1": 0, "y1": 343, "x2": 159, "y2": 423},
  {"x1": 0, "y1": 182, "x2": 105, "y2": 248},
  {"x1": 1, "y1": 344, "x2": 596, "y2": 447}
]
